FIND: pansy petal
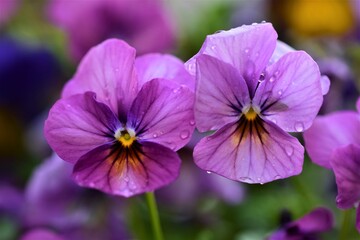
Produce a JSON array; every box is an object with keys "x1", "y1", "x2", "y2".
[
  {"x1": 186, "y1": 23, "x2": 277, "y2": 94},
  {"x1": 62, "y1": 39, "x2": 138, "y2": 119},
  {"x1": 303, "y1": 111, "x2": 360, "y2": 169},
  {"x1": 128, "y1": 78, "x2": 195, "y2": 151},
  {"x1": 135, "y1": 53, "x2": 195, "y2": 91},
  {"x1": 193, "y1": 119, "x2": 304, "y2": 184},
  {"x1": 194, "y1": 54, "x2": 250, "y2": 132},
  {"x1": 269, "y1": 40, "x2": 296, "y2": 64},
  {"x1": 253, "y1": 51, "x2": 323, "y2": 132},
  {"x1": 44, "y1": 92, "x2": 121, "y2": 163},
  {"x1": 331, "y1": 144, "x2": 360, "y2": 209},
  {"x1": 292, "y1": 207, "x2": 334, "y2": 233},
  {"x1": 320, "y1": 75, "x2": 331, "y2": 95},
  {"x1": 73, "y1": 142, "x2": 181, "y2": 197}
]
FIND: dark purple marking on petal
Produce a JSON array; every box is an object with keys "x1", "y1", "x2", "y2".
[
  {"x1": 253, "y1": 51, "x2": 323, "y2": 133},
  {"x1": 194, "y1": 117, "x2": 303, "y2": 184},
  {"x1": 194, "y1": 54, "x2": 250, "y2": 132},
  {"x1": 128, "y1": 78, "x2": 195, "y2": 151},
  {"x1": 44, "y1": 92, "x2": 121, "y2": 163},
  {"x1": 73, "y1": 141, "x2": 180, "y2": 197}
]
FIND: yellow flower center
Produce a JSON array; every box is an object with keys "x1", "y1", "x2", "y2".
[
  {"x1": 114, "y1": 129, "x2": 136, "y2": 147},
  {"x1": 244, "y1": 107, "x2": 257, "y2": 121}
]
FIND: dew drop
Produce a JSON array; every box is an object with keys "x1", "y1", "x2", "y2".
[
  {"x1": 273, "y1": 70, "x2": 279, "y2": 76},
  {"x1": 206, "y1": 171, "x2": 212, "y2": 174},
  {"x1": 211, "y1": 45, "x2": 216, "y2": 50},
  {"x1": 269, "y1": 76, "x2": 275, "y2": 83},
  {"x1": 153, "y1": 133, "x2": 158, "y2": 138},
  {"x1": 180, "y1": 130, "x2": 190, "y2": 140},
  {"x1": 274, "y1": 175, "x2": 281, "y2": 180},
  {"x1": 259, "y1": 73, "x2": 265, "y2": 82},
  {"x1": 259, "y1": 182, "x2": 264, "y2": 185},
  {"x1": 294, "y1": 122, "x2": 304, "y2": 132},
  {"x1": 251, "y1": 22, "x2": 258, "y2": 26},
  {"x1": 277, "y1": 90, "x2": 283, "y2": 95},
  {"x1": 239, "y1": 177, "x2": 253, "y2": 183},
  {"x1": 189, "y1": 120, "x2": 195, "y2": 126},
  {"x1": 257, "y1": 177, "x2": 261, "y2": 182},
  {"x1": 261, "y1": 20, "x2": 267, "y2": 23},
  {"x1": 285, "y1": 145, "x2": 294, "y2": 156},
  {"x1": 244, "y1": 48, "x2": 250, "y2": 54},
  {"x1": 173, "y1": 88, "x2": 179, "y2": 93}
]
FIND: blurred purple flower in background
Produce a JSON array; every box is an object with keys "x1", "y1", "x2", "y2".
[
  {"x1": 304, "y1": 98, "x2": 360, "y2": 232},
  {"x1": 0, "y1": 37, "x2": 60, "y2": 121},
  {"x1": 268, "y1": 207, "x2": 334, "y2": 240},
  {"x1": 44, "y1": 39, "x2": 195, "y2": 197},
  {"x1": 186, "y1": 23, "x2": 328, "y2": 184},
  {"x1": 47, "y1": 0, "x2": 175, "y2": 61},
  {"x1": 0, "y1": 0, "x2": 18, "y2": 27},
  {"x1": 23, "y1": 153, "x2": 130, "y2": 240}
]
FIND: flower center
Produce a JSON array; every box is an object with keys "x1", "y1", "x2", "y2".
[
  {"x1": 244, "y1": 107, "x2": 258, "y2": 121},
  {"x1": 114, "y1": 128, "x2": 136, "y2": 147}
]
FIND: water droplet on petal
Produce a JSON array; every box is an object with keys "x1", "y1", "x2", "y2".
[
  {"x1": 259, "y1": 73, "x2": 265, "y2": 82},
  {"x1": 259, "y1": 182, "x2": 264, "y2": 185},
  {"x1": 274, "y1": 175, "x2": 281, "y2": 180},
  {"x1": 273, "y1": 70, "x2": 279, "y2": 76},
  {"x1": 244, "y1": 48, "x2": 250, "y2": 54},
  {"x1": 277, "y1": 90, "x2": 283, "y2": 95},
  {"x1": 211, "y1": 45, "x2": 216, "y2": 50},
  {"x1": 294, "y1": 122, "x2": 304, "y2": 132},
  {"x1": 257, "y1": 177, "x2": 261, "y2": 182},
  {"x1": 206, "y1": 171, "x2": 212, "y2": 174},
  {"x1": 153, "y1": 133, "x2": 158, "y2": 138},
  {"x1": 269, "y1": 76, "x2": 275, "y2": 83},
  {"x1": 173, "y1": 88, "x2": 179, "y2": 93},
  {"x1": 180, "y1": 130, "x2": 190, "y2": 140},
  {"x1": 285, "y1": 145, "x2": 294, "y2": 156},
  {"x1": 251, "y1": 22, "x2": 258, "y2": 26},
  {"x1": 189, "y1": 120, "x2": 195, "y2": 126},
  {"x1": 261, "y1": 20, "x2": 267, "y2": 23}
]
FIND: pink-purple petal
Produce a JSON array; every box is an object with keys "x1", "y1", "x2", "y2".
[
  {"x1": 194, "y1": 54, "x2": 250, "y2": 132},
  {"x1": 135, "y1": 53, "x2": 195, "y2": 91},
  {"x1": 193, "y1": 120, "x2": 304, "y2": 184},
  {"x1": 44, "y1": 92, "x2": 121, "y2": 163},
  {"x1": 331, "y1": 144, "x2": 360, "y2": 209},
  {"x1": 72, "y1": 142, "x2": 181, "y2": 197},
  {"x1": 128, "y1": 79, "x2": 195, "y2": 151},
  {"x1": 187, "y1": 23, "x2": 277, "y2": 94},
  {"x1": 320, "y1": 75, "x2": 331, "y2": 95},
  {"x1": 253, "y1": 51, "x2": 323, "y2": 133},
  {"x1": 61, "y1": 39, "x2": 138, "y2": 119},
  {"x1": 303, "y1": 111, "x2": 360, "y2": 169}
]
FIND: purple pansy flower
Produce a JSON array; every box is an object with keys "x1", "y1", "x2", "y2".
[
  {"x1": 268, "y1": 208, "x2": 334, "y2": 240},
  {"x1": 304, "y1": 98, "x2": 360, "y2": 232},
  {"x1": 44, "y1": 39, "x2": 195, "y2": 197},
  {"x1": 24, "y1": 153, "x2": 131, "y2": 240},
  {"x1": 47, "y1": 0, "x2": 175, "y2": 61},
  {"x1": 185, "y1": 23, "x2": 328, "y2": 184}
]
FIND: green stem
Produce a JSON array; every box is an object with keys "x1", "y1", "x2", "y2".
[
  {"x1": 339, "y1": 209, "x2": 352, "y2": 240},
  {"x1": 145, "y1": 192, "x2": 164, "y2": 240}
]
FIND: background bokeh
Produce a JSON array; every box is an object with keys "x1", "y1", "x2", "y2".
[{"x1": 0, "y1": 0, "x2": 359, "y2": 239}]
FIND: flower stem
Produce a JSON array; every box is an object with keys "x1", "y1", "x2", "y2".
[
  {"x1": 339, "y1": 209, "x2": 351, "y2": 240},
  {"x1": 145, "y1": 192, "x2": 164, "y2": 240}
]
